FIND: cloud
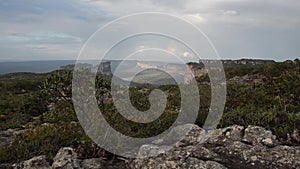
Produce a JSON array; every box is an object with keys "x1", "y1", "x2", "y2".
[
  {"x1": 183, "y1": 14, "x2": 206, "y2": 23},
  {"x1": 0, "y1": 0, "x2": 112, "y2": 61},
  {"x1": 0, "y1": 0, "x2": 299, "y2": 61},
  {"x1": 223, "y1": 10, "x2": 238, "y2": 16},
  {"x1": 0, "y1": 31, "x2": 82, "y2": 44},
  {"x1": 82, "y1": 0, "x2": 300, "y2": 30}
]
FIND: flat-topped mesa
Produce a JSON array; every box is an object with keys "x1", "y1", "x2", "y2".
[
  {"x1": 200, "y1": 59, "x2": 275, "y2": 66},
  {"x1": 59, "y1": 61, "x2": 112, "y2": 77}
]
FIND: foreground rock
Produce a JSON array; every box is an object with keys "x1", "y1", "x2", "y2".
[
  {"x1": 52, "y1": 147, "x2": 81, "y2": 169},
  {"x1": 13, "y1": 156, "x2": 50, "y2": 169},
  {"x1": 14, "y1": 147, "x2": 127, "y2": 169},
  {"x1": 131, "y1": 124, "x2": 300, "y2": 169},
  {"x1": 14, "y1": 125, "x2": 300, "y2": 169}
]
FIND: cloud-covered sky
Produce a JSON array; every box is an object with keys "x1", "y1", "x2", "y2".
[{"x1": 0, "y1": 0, "x2": 299, "y2": 62}]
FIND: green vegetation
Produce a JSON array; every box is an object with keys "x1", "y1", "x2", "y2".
[
  {"x1": 0, "y1": 59, "x2": 299, "y2": 166},
  {"x1": 221, "y1": 72, "x2": 300, "y2": 137},
  {"x1": 0, "y1": 73, "x2": 48, "y2": 130},
  {"x1": 0, "y1": 123, "x2": 85, "y2": 164}
]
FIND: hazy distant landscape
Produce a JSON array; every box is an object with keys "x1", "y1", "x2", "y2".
[
  {"x1": 0, "y1": 60, "x2": 188, "y2": 85},
  {"x1": 0, "y1": 60, "x2": 76, "y2": 75}
]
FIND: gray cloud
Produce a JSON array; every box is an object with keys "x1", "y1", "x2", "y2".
[
  {"x1": 0, "y1": 0, "x2": 299, "y2": 61},
  {"x1": 0, "y1": 0, "x2": 112, "y2": 61},
  {"x1": 78, "y1": 0, "x2": 300, "y2": 61},
  {"x1": 0, "y1": 31, "x2": 82, "y2": 44}
]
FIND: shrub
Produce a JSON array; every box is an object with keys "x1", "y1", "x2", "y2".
[{"x1": 0, "y1": 123, "x2": 86, "y2": 164}]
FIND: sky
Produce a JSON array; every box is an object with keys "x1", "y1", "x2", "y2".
[{"x1": 0, "y1": 0, "x2": 299, "y2": 62}]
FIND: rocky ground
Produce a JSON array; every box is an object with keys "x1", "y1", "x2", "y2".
[{"x1": 10, "y1": 124, "x2": 300, "y2": 169}]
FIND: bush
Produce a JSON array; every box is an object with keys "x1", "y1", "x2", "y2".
[
  {"x1": 0, "y1": 123, "x2": 86, "y2": 164},
  {"x1": 0, "y1": 112, "x2": 32, "y2": 130}
]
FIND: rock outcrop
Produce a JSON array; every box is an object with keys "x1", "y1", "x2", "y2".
[
  {"x1": 14, "y1": 147, "x2": 126, "y2": 169},
  {"x1": 13, "y1": 156, "x2": 50, "y2": 169},
  {"x1": 52, "y1": 147, "x2": 81, "y2": 169},
  {"x1": 131, "y1": 124, "x2": 300, "y2": 169},
  {"x1": 13, "y1": 125, "x2": 300, "y2": 169}
]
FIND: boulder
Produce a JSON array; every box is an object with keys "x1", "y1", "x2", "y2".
[
  {"x1": 52, "y1": 147, "x2": 80, "y2": 169},
  {"x1": 138, "y1": 144, "x2": 172, "y2": 158},
  {"x1": 13, "y1": 155, "x2": 50, "y2": 169},
  {"x1": 207, "y1": 125, "x2": 244, "y2": 145},
  {"x1": 291, "y1": 129, "x2": 300, "y2": 143},
  {"x1": 79, "y1": 158, "x2": 104, "y2": 169},
  {"x1": 243, "y1": 126, "x2": 278, "y2": 146}
]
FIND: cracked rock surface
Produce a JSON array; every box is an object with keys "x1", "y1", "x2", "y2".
[
  {"x1": 130, "y1": 124, "x2": 300, "y2": 169},
  {"x1": 14, "y1": 124, "x2": 300, "y2": 169}
]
